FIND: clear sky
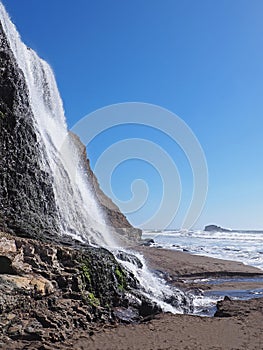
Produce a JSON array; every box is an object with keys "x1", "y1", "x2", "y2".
[{"x1": 2, "y1": 0, "x2": 263, "y2": 230}]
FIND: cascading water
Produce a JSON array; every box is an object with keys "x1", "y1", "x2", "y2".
[
  {"x1": 115, "y1": 249, "x2": 193, "y2": 314},
  {"x1": 0, "y1": 2, "x2": 115, "y2": 247},
  {"x1": 0, "y1": 2, "x2": 195, "y2": 315}
]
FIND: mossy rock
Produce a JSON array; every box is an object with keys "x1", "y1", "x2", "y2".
[
  {"x1": 115, "y1": 266, "x2": 127, "y2": 291},
  {"x1": 78, "y1": 246, "x2": 133, "y2": 309},
  {"x1": 87, "y1": 292, "x2": 100, "y2": 307}
]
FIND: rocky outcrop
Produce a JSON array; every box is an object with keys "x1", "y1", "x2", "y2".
[
  {"x1": 204, "y1": 225, "x2": 231, "y2": 232},
  {"x1": 0, "y1": 21, "x2": 60, "y2": 239},
  {"x1": 0, "y1": 232, "x2": 160, "y2": 348},
  {"x1": 70, "y1": 133, "x2": 142, "y2": 242}
]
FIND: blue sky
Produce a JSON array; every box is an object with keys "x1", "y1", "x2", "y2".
[{"x1": 3, "y1": 0, "x2": 263, "y2": 229}]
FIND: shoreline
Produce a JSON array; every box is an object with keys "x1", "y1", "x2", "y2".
[{"x1": 134, "y1": 246, "x2": 263, "y2": 294}]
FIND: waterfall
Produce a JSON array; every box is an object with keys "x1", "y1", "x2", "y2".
[
  {"x1": 0, "y1": 2, "x2": 196, "y2": 315},
  {"x1": 0, "y1": 3, "x2": 116, "y2": 247}
]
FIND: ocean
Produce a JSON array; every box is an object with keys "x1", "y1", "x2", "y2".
[{"x1": 142, "y1": 229, "x2": 263, "y2": 270}]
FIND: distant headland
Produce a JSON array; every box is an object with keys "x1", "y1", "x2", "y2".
[{"x1": 204, "y1": 224, "x2": 232, "y2": 232}]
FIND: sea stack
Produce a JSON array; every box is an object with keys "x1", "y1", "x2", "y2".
[{"x1": 204, "y1": 224, "x2": 231, "y2": 232}]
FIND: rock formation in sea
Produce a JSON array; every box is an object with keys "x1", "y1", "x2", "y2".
[{"x1": 204, "y1": 224, "x2": 231, "y2": 233}]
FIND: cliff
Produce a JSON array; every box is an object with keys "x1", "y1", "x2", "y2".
[
  {"x1": 0, "y1": 15, "x2": 140, "y2": 243},
  {"x1": 0, "y1": 20, "x2": 60, "y2": 239},
  {"x1": 0, "y1": 8, "x2": 148, "y2": 348}
]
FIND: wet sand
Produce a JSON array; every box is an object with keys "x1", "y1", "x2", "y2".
[
  {"x1": 73, "y1": 306, "x2": 263, "y2": 350},
  {"x1": 135, "y1": 246, "x2": 263, "y2": 292}
]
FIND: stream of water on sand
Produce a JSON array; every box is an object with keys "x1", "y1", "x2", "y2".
[{"x1": 142, "y1": 229, "x2": 263, "y2": 313}]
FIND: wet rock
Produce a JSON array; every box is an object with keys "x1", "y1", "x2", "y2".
[
  {"x1": 113, "y1": 307, "x2": 139, "y2": 323},
  {"x1": 140, "y1": 239, "x2": 155, "y2": 246},
  {"x1": 154, "y1": 269, "x2": 173, "y2": 282},
  {"x1": 115, "y1": 251, "x2": 143, "y2": 269},
  {"x1": 0, "y1": 256, "x2": 16, "y2": 274},
  {"x1": 139, "y1": 299, "x2": 161, "y2": 319},
  {"x1": 0, "y1": 19, "x2": 60, "y2": 239}
]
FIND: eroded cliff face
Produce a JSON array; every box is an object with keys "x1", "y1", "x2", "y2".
[
  {"x1": 0, "y1": 21, "x2": 60, "y2": 239},
  {"x1": 0, "y1": 17, "x2": 141, "y2": 243}
]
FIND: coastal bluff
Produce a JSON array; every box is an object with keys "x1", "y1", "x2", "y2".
[
  {"x1": 69, "y1": 132, "x2": 141, "y2": 242},
  {"x1": 0, "y1": 16, "x2": 140, "y2": 243}
]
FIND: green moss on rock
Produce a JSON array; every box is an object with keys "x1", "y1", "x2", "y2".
[
  {"x1": 87, "y1": 292, "x2": 100, "y2": 307},
  {"x1": 77, "y1": 246, "x2": 131, "y2": 310},
  {"x1": 81, "y1": 260, "x2": 92, "y2": 286},
  {"x1": 115, "y1": 266, "x2": 127, "y2": 291}
]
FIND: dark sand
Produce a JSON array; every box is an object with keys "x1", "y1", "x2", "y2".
[
  {"x1": 73, "y1": 307, "x2": 263, "y2": 350},
  {"x1": 71, "y1": 247, "x2": 263, "y2": 350}
]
